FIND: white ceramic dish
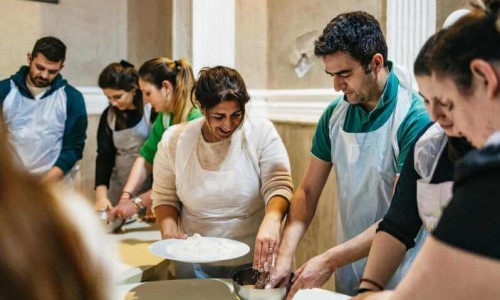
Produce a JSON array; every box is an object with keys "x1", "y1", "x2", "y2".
[{"x1": 149, "y1": 236, "x2": 250, "y2": 264}]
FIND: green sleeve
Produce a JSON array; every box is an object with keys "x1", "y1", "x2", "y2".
[
  {"x1": 396, "y1": 94, "x2": 431, "y2": 172},
  {"x1": 311, "y1": 97, "x2": 342, "y2": 162},
  {"x1": 187, "y1": 107, "x2": 203, "y2": 121},
  {"x1": 139, "y1": 108, "x2": 202, "y2": 164},
  {"x1": 139, "y1": 112, "x2": 166, "y2": 164}
]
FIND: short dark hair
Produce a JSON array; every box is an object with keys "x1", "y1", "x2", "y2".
[
  {"x1": 314, "y1": 11, "x2": 388, "y2": 69},
  {"x1": 193, "y1": 66, "x2": 250, "y2": 117},
  {"x1": 431, "y1": 0, "x2": 500, "y2": 94},
  {"x1": 31, "y1": 36, "x2": 66, "y2": 62}
]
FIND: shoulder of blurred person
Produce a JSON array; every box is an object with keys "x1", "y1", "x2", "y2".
[{"x1": 0, "y1": 118, "x2": 117, "y2": 300}]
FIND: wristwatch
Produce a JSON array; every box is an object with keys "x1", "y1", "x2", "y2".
[{"x1": 133, "y1": 196, "x2": 145, "y2": 210}]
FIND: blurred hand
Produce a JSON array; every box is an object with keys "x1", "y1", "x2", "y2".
[
  {"x1": 109, "y1": 200, "x2": 138, "y2": 220},
  {"x1": 286, "y1": 252, "x2": 336, "y2": 300},
  {"x1": 161, "y1": 230, "x2": 188, "y2": 240},
  {"x1": 254, "y1": 217, "x2": 281, "y2": 272},
  {"x1": 140, "y1": 205, "x2": 156, "y2": 223},
  {"x1": 94, "y1": 198, "x2": 113, "y2": 211}
]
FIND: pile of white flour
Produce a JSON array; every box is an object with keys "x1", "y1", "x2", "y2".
[{"x1": 166, "y1": 233, "x2": 236, "y2": 260}]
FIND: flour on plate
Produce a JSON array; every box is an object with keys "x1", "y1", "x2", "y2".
[{"x1": 166, "y1": 233, "x2": 236, "y2": 260}]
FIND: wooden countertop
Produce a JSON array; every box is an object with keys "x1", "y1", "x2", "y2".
[{"x1": 109, "y1": 219, "x2": 171, "y2": 284}]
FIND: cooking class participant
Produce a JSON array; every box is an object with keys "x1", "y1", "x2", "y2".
[
  {"x1": 94, "y1": 60, "x2": 156, "y2": 211},
  {"x1": 269, "y1": 11, "x2": 431, "y2": 297},
  {"x1": 353, "y1": 1, "x2": 500, "y2": 298},
  {"x1": 0, "y1": 36, "x2": 87, "y2": 183},
  {"x1": 355, "y1": 30, "x2": 474, "y2": 296},
  {"x1": 0, "y1": 116, "x2": 116, "y2": 300},
  {"x1": 109, "y1": 58, "x2": 202, "y2": 220},
  {"x1": 152, "y1": 66, "x2": 293, "y2": 279}
]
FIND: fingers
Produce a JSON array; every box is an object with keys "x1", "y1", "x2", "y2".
[
  {"x1": 254, "y1": 240, "x2": 276, "y2": 272},
  {"x1": 292, "y1": 264, "x2": 305, "y2": 283},
  {"x1": 286, "y1": 278, "x2": 302, "y2": 300},
  {"x1": 253, "y1": 241, "x2": 262, "y2": 270},
  {"x1": 162, "y1": 232, "x2": 188, "y2": 240}
]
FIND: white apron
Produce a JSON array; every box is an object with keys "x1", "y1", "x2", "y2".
[
  {"x1": 330, "y1": 84, "x2": 427, "y2": 295},
  {"x1": 2, "y1": 81, "x2": 74, "y2": 180},
  {"x1": 414, "y1": 123, "x2": 453, "y2": 232},
  {"x1": 174, "y1": 118, "x2": 264, "y2": 278},
  {"x1": 106, "y1": 105, "x2": 152, "y2": 204}
]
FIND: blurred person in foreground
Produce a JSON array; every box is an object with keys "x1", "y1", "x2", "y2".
[{"x1": 0, "y1": 116, "x2": 116, "y2": 300}]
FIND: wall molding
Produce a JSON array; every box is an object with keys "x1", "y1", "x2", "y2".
[{"x1": 78, "y1": 86, "x2": 340, "y2": 123}]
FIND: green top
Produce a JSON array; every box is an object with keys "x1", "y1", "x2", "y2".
[
  {"x1": 139, "y1": 108, "x2": 203, "y2": 164},
  {"x1": 311, "y1": 66, "x2": 431, "y2": 172}
]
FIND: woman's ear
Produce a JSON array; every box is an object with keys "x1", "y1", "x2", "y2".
[
  {"x1": 470, "y1": 59, "x2": 499, "y2": 100},
  {"x1": 161, "y1": 80, "x2": 173, "y2": 94}
]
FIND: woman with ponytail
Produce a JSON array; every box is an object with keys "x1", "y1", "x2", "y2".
[
  {"x1": 110, "y1": 58, "x2": 201, "y2": 220},
  {"x1": 94, "y1": 60, "x2": 155, "y2": 211}
]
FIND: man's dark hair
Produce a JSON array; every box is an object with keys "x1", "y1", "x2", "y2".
[
  {"x1": 314, "y1": 11, "x2": 388, "y2": 70},
  {"x1": 31, "y1": 36, "x2": 66, "y2": 62}
]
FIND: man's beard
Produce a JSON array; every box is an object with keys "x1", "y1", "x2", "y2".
[{"x1": 29, "y1": 74, "x2": 50, "y2": 88}]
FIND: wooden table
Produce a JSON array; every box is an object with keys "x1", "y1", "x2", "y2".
[
  {"x1": 110, "y1": 219, "x2": 171, "y2": 284},
  {"x1": 116, "y1": 279, "x2": 350, "y2": 300}
]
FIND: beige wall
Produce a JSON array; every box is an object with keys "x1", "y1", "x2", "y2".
[
  {"x1": 436, "y1": 0, "x2": 469, "y2": 29},
  {"x1": 127, "y1": 0, "x2": 173, "y2": 66},
  {"x1": 266, "y1": 0, "x2": 384, "y2": 89},
  {"x1": 0, "y1": 0, "x2": 127, "y2": 86},
  {"x1": 0, "y1": 0, "x2": 172, "y2": 85},
  {"x1": 76, "y1": 115, "x2": 99, "y2": 200},
  {"x1": 235, "y1": 0, "x2": 268, "y2": 89}
]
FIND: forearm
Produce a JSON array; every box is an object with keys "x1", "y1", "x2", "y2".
[
  {"x1": 122, "y1": 156, "x2": 151, "y2": 194},
  {"x1": 95, "y1": 185, "x2": 109, "y2": 202},
  {"x1": 324, "y1": 221, "x2": 380, "y2": 270},
  {"x1": 41, "y1": 166, "x2": 65, "y2": 183},
  {"x1": 361, "y1": 231, "x2": 407, "y2": 290},
  {"x1": 264, "y1": 195, "x2": 289, "y2": 222},
  {"x1": 155, "y1": 205, "x2": 181, "y2": 239},
  {"x1": 279, "y1": 187, "x2": 318, "y2": 258}
]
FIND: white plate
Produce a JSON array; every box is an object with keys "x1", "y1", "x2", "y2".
[{"x1": 148, "y1": 236, "x2": 250, "y2": 264}]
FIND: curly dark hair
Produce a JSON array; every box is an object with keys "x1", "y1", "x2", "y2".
[{"x1": 314, "y1": 11, "x2": 388, "y2": 71}]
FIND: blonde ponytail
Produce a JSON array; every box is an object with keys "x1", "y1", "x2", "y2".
[
  {"x1": 138, "y1": 57, "x2": 196, "y2": 124},
  {"x1": 171, "y1": 59, "x2": 195, "y2": 124}
]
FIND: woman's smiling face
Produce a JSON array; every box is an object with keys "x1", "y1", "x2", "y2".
[{"x1": 202, "y1": 100, "x2": 243, "y2": 142}]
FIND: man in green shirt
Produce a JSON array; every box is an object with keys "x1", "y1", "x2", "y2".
[{"x1": 269, "y1": 11, "x2": 430, "y2": 297}]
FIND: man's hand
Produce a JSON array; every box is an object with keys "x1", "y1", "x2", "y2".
[
  {"x1": 267, "y1": 250, "x2": 294, "y2": 289},
  {"x1": 286, "y1": 252, "x2": 336, "y2": 300}
]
